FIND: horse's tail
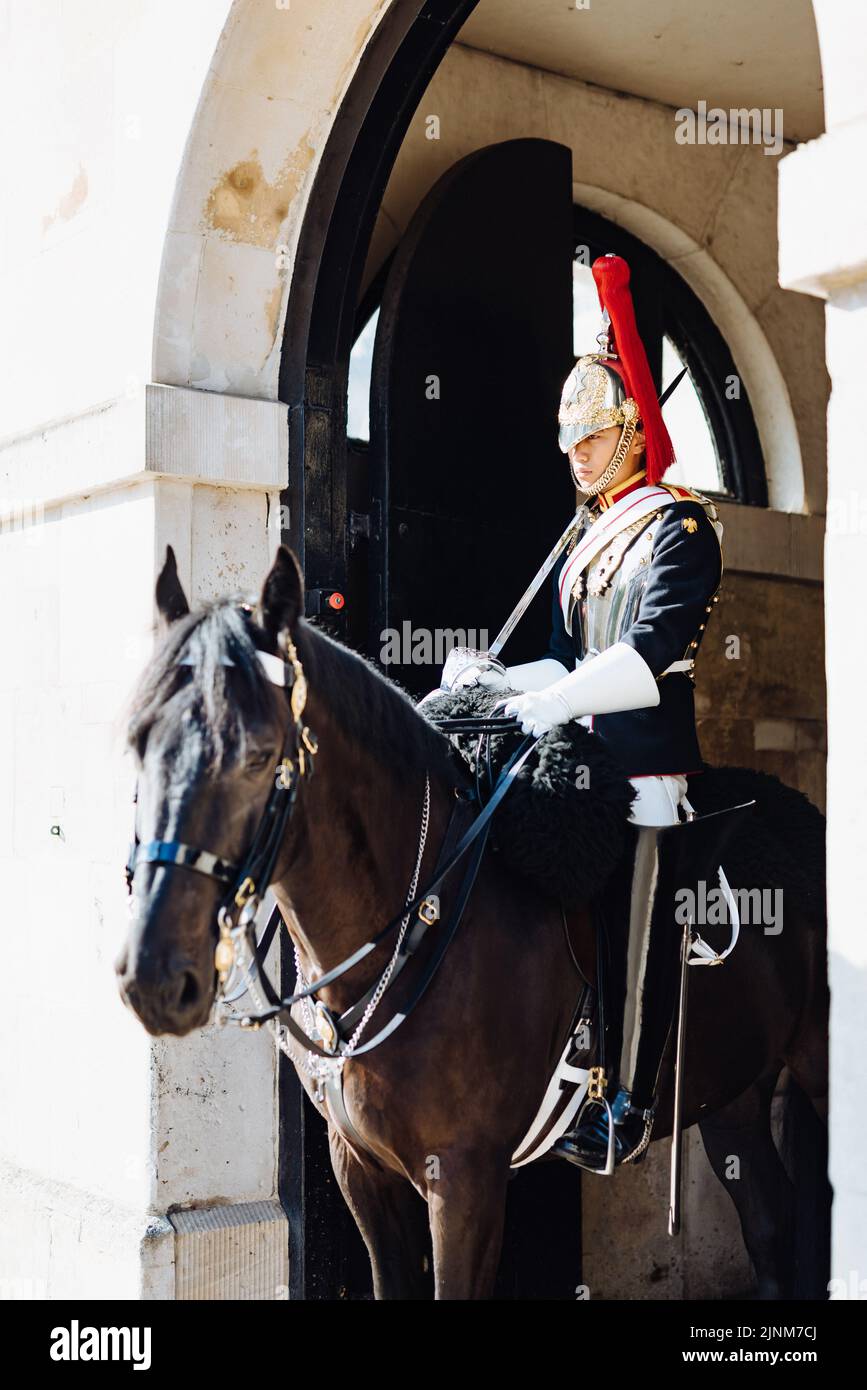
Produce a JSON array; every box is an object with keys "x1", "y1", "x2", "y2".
[{"x1": 778, "y1": 1070, "x2": 831, "y2": 1299}]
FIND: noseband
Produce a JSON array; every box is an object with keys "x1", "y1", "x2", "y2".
[{"x1": 125, "y1": 621, "x2": 319, "y2": 986}]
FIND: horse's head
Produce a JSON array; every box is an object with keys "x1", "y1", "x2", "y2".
[{"x1": 115, "y1": 544, "x2": 306, "y2": 1035}]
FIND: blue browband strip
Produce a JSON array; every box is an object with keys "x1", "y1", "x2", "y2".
[{"x1": 132, "y1": 841, "x2": 239, "y2": 883}]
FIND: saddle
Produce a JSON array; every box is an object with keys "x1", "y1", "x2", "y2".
[
  {"x1": 420, "y1": 684, "x2": 636, "y2": 907},
  {"x1": 420, "y1": 684, "x2": 825, "y2": 920}
]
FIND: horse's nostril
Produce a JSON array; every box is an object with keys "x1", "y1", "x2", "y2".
[{"x1": 177, "y1": 969, "x2": 200, "y2": 1011}]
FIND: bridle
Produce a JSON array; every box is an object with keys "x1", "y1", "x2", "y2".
[
  {"x1": 125, "y1": 619, "x2": 319, "y2": 985},
  {"x1": 124, "y1": 612, "x2": 544, "y2": 1071}
]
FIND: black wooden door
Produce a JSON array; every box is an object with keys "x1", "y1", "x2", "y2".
[
  {"x1": 367, "y1": 138, "x2": 585, "y2": 1297},
  {"x1": 369, "y1": 137, "x2": 578, "y2": 696}
]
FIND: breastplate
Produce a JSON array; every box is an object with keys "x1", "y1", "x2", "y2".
[{"x1": 568, "y1": 512, "x2": 664, "y2": 657}]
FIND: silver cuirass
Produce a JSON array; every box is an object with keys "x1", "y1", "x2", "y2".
[{"x1": 565, "y1": 511, "x2": 664, "y2": 658}]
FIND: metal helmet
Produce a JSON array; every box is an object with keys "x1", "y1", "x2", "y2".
[
  {"x1": 558, "y1": 347, "x2": 641, "y2": 496},
  {"x1": 557, "y1": 255, "x2": 676, "y2": 488},
  {"x1": 557, "y1": 353, "x2": 637, "y2": 456}
]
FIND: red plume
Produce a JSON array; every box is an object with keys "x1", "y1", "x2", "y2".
[{"x1": 591, "y1": 255, "x2": 676, "y2": 485}]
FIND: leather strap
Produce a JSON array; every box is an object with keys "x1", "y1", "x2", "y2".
[
  {"x1": 269, "y1": 810, "x2": 493, "y2": 1059},
  {"x1": 231, "y1": 719, "x2": 543, "y2": 1051},
  {"x1": 333, "y1": 796, "x2": 474, "y2": 1037},
  {"x1": 128, "y1": 841, "x2": 238, "y2": 883}
]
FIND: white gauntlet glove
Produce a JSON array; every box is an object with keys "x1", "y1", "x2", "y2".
[{"x1": 503, "y1": 642, "x2": 660, "y2": 737}]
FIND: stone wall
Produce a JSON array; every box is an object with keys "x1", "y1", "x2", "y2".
[{"x1": 697, "y1": 574, "x2": 825, "y2": 812}]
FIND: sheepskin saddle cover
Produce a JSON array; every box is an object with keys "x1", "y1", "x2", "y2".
[
  {"x1": 419, "y1": 685, "x2": 826, "y2": 917},
  {"x1": 418, "y1": 685, "x2": 635, "y2": 905}
]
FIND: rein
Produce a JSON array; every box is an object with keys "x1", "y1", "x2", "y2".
[{"x1": 125, "y1": 619, "x2": 541, "y2": 1065}]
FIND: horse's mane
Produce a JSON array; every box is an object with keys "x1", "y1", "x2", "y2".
[
  {"x1": 127, "y1": 598, "x2": 463, "y2": 786},
  {"x1": 295, "y1": 617, "x2": 464, "y2": 787},
  {"x1": 127, "y1": 601, "x2": 276, "y2": 767}
]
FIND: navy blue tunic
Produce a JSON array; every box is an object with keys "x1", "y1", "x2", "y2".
[{"x1": 543, "y1": 500, "x2": 723, "y2": 777}]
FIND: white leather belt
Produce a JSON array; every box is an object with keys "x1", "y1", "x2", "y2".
[{"x1": 583, "y1": 650, "x2": 694, "y2": 679}]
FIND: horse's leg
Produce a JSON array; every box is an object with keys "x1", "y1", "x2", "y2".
[
  {"x1": 782, "y1": 1010, "x2": 831, "y2": 1300},
  {"x1": 328, "y1": 1129, "x2": 432, "y2": 1300},
  {"x1": 784, "y1": 997, "x2": 829, "y2": 1126},
  {"x1": 697, "y1": 1067, "x2": 795, "y2": 1300},
  {"x1": 426, "y1": 1148, "x2": 511, "y2": 1300}
]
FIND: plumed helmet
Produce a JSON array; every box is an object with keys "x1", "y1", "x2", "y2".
[{"x1": 557, "y1": 255, "x2": 675, "y2": 486}]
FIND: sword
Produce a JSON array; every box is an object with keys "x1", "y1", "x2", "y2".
[{"x1": 487, "y1": 507, "x2": 586, "y2": 659}]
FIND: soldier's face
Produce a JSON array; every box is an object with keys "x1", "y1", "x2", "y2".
[
  {"x1": 567, "y1": 425, "x2": 623, "y2": 489},
  {"x1": 568, "y1": 425, "x2": 645, "y2": 491}
]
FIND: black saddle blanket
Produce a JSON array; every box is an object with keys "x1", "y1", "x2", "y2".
[{"x1": 419, "y1": 685, "x2": 825, "y2": 914}]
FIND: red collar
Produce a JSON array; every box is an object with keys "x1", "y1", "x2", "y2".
[{"x1": 590, "y1": 467, "x2": 647, "y2": 513}]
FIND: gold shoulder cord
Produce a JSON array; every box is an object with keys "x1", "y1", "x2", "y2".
[{"x1": 679, "y1": 495, "x2": 724, "y2": 666}]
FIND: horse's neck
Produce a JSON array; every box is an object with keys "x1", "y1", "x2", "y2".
[{"x1": 272, "y1": 717, "x2": 452, "y2": 1010}]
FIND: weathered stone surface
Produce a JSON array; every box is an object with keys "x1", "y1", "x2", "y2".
[{"x1": 695, "y1": 573, "x2": 826, "y2": 810}]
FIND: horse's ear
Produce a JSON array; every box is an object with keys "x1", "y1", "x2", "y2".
[
  {"x1": 155, "y1": 546, "x2": 190, "y2": 625},
  {"x1": 259, "y1": 545, "x2": 304, "y2": 644}
]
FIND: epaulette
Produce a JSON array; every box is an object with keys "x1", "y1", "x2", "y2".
[
  {"x1": 660, "y1": 482, "x2": 706, "y2": 503},
  {"x1": 659, "y1": 482, "x2": 719, "y2": 523}
]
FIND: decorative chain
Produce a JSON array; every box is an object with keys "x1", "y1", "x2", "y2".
[{"x1": 275, "y1": 773, "x2": 432, "y2": 1096}]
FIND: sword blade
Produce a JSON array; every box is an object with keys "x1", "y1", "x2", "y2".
[{"x1": 488, "y1": 508, "x2": 584, "y2": 658}]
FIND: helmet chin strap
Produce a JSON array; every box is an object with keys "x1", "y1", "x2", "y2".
[{"x1": 572, "y1": 416, "x2": 639, "y2": 496}]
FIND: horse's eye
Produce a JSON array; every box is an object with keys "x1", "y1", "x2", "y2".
[{"x1": 246, "y1": 749, "x2": 275, "y2": 772}]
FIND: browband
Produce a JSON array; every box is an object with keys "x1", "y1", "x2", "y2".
[{"x1": 177, "y1": 649, "x2": 291, "y2": 687}]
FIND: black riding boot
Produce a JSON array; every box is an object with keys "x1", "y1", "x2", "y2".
[
  {"x1": 553, "y1": 820, "x2": 679, "y2": 1173},
  {"x1": 553, "y1": 804, "x2": 750, "y2": 1175}
]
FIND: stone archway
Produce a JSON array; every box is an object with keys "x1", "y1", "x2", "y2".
[
  {"x1": 143, "y1": 0, "x2": 847, "y2": 1299},
  {"x1": 569, "y1": 186, "x2": 805, "y2": 512},
  {"x1": 152, "y1": 0, "x2": 477, "y2": 404},
  {"x1": 779, "y1": 0, "x2": 867, "y2": 1299}
]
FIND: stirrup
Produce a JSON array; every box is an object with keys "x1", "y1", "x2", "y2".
[
  {"x1": 554, "y1": 1089, "x2": 655, "y2": 1175},
  {"x1": 554, "y1": 1095, "x2": 618, "y2": 1176}
]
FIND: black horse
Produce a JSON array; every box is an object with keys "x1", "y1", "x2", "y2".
[{"x1": 116, "y1": 546, "x2": 830, "y2": 1300}]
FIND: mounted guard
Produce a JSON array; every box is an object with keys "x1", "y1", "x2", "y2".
[
  {"x1": 119, "y1": 449, "x2": 826, "y2": 1293},
  {"x1": 438, "y1": 253, "x2": 749, "y2": 1186}
]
